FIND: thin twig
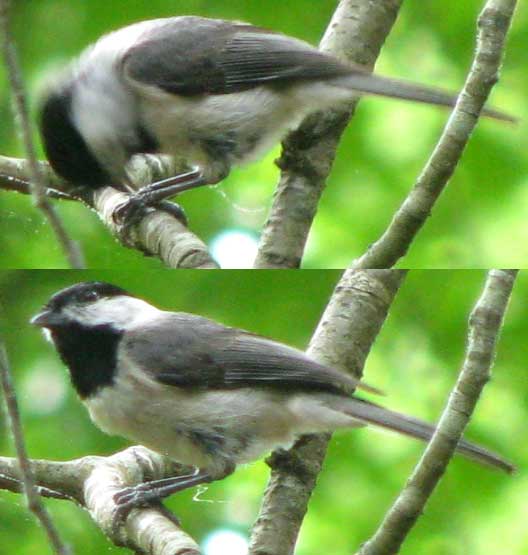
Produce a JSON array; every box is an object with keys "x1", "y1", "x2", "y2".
[
  {"x1": 0, "y1": 473, "x2": 77, "y2": 501},
  {"x1": 0, "y1": 338, "x2": 72, "y2": 555},
  {"x1": 0, "y1": 172, "x2": 77, "y2": 200},
  {"x1": 352, "y1": 0, "x2": 518, "y2": 269},
  {"x1": 0, "y1": 0, "x2": 85, "y2": 268},
  {"x1": 357, "y1": 269, "x2": 518, "y2": 555}
]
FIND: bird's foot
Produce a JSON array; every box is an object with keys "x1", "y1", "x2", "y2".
[{"x1": 113, "y1": 196, "x2": 188, "y2": 247}]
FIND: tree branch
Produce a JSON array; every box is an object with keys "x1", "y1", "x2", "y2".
[
  {"x1": 0, "y1": 338, "x2": 72, "y2": 555},
  {"x1": 357, "y1": 269, "x2": 518, "y2": 555},
  {"x1": 92, "y1": 186, "x2": 219, "y2": 269},
  {"x1": 254, "y1": 0, "x2": 404, "y2": 268},
  {"x1": 0, "y1": 447, "x2": 201, "y2": 555},
  {"x1": 0, "y1": 0, "x2": 85, "y2": 269},
  {"x1": 248, "y1": 270, "x2": 407, "y2": 555},
  {"x1": 0, "y1": 155, "x2": 219, "y2": 269},
  {"x1": 352, "y1": 0, "x2": 518, "y2": 269}
]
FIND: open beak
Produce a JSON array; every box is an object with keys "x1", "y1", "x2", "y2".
[{"x1": 30, "y1": 310, "x2": 67, "y2": 328}]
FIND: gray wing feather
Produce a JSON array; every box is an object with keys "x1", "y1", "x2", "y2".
[
  {"x1": 215, "y1": 334, "x2": 361, "y2": 394},
  {"x1": 122, "y1": 17, "x2": 350, "y2": 96},
  {"x1": 123, "y1": 312, "x2": 361, "y2": 395}
]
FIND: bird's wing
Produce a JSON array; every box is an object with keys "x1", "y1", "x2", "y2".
[
  {"x1": 122, "y1": 312, "x2": 373, "y2": 395},
  {"x1": 122, "y1": 16, "x2": 350, "y2": 96}
]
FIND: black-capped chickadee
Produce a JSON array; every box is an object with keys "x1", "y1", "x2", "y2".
[
  {"x1": 38, "y1": 17, "x2": 514, "y2": 217},
  {"x1": 31, "y1": 281, "x2": 514, "y2": 512}
]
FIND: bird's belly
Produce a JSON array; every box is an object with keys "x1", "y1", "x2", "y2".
[
  {"x1": 84, "y1": 381, "x2": 299, "y2": 469},
  {"x1": 137, "y1": 85, "x2": 312, "y2": 170},
  {"x1": 85, "y1": 384, "x2": 215, "y2": 468}
]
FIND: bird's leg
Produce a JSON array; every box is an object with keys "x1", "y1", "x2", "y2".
[
  {"x1": 111, "y1": 462, "x2": 235, "y2": 531},
  {"x1": 113, "y1": 469, "x2": 213, "y2": 508},
  {"x1": 110, "y1": 470, "x2": 210, "y2": 534},
  {"x1": 120, "y1": 171, "x2": 206, "y2": 225},
  {"x1": 112, "y1": 167, "x2": 216, "y2": 233},
  {"x1": 113, "y1": 161, "x2": 232, "y2": 244},
  {"x1": 133, "y1": 168, "x2": 210, "y2": 204}
]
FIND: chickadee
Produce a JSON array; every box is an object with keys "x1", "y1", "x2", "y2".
[
  {"x1": 31, "y1": 281, "x2": 513, "y2": 513},
  {"x1": 38, "y1": 16, "x2": 513, "y2": 218}
]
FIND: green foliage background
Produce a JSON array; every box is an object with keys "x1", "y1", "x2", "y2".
[
  {"x1": 0, "y1": 0, "x2": 526, "y2": 268},
  {"x1": 0, "y1": 270, "x2": 526, "y2": 554}
]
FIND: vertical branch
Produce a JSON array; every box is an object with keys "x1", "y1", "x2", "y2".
[
  {"x1": 357, "y1": 269, "x2": 518, "y2": 555},
  {"x1": 254, "y1": 0, "x2": 404, "y2": 268},
  {"x1": 249, "y1": 270, "x2": 407, "y2": 555},
  {"x1": 0, "y1": 0, "x2": 85, "y2": 268},
  {"x1": 0, "y1": 337, "x2": 72, "y2": 555}
]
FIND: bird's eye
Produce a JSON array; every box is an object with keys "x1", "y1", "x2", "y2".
[{"x1": 83, "y1": 291, "x2": 99, "y2": 302}]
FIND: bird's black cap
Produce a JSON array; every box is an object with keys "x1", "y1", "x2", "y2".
[{"x1": 40, "y1": 281, "x2": 130, "y2": 313}]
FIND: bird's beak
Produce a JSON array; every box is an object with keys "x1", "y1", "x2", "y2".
[{"x1": 30, "y1": 310, "x2": 67, "y2": 328}]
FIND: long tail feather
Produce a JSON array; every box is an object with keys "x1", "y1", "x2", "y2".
[
  {"x1": 336, "y1": 396, "x2": 515, "y2": 473},
  {"x1": 334, "y1": 71, "x2": 517, "y2": 123}
]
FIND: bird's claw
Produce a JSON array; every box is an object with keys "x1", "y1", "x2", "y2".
[
  {"x1": 111, "y1": 485, "x2": 181, "y2": 536},
  {"x1": 113, "y1": 196, "x2": 188, "y2": 247}
]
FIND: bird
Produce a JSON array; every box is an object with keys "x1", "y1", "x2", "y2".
[
  {"x1": 31, "y1": 281, "x2": 514, "y2": 515},
  {"x1": 37, "y1": 16, "x2": 514, "y2": 221}
]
